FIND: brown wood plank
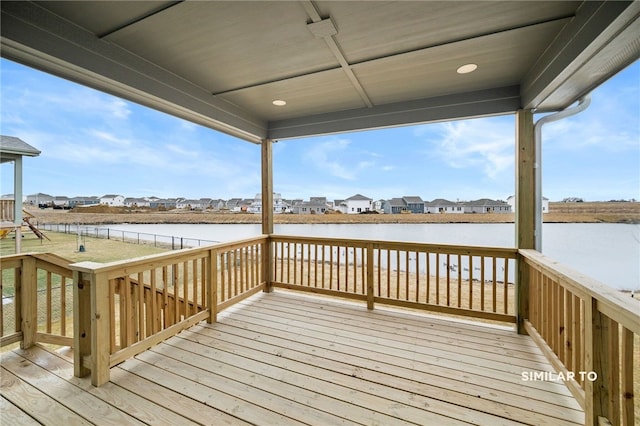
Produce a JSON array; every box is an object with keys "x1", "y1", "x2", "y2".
[
  {"x1": 131, "y1": 348, "x2": 357, "y2": 425},
  {"x1": 233, "y1": 298, "x2": 554, "y2": 372},
  {"x1": 1, "y1": 366, "x2": 92, "y2": 425},
  {"x1": 118, "y1": 357, "x2": 302, "y2": 425},
  {"x1": 1, "y1": 290, "x2": 587, "y2": 426},
  {"x1": 252, "y1": 292, "x2": 544, "y2": 357},
  {"x1": 110, "y1": 367, "x2": 248, "y2": 426},
  {"x1": 144, "y1": 341, "x2": 433, "y2": 425},
  {"x1": 208, "y1": 311, "x2": 583, "y2": 424},
  {"x1": 0, "y1": 394, "x2": 40, "y2": 426},
  {"x1": 171, "y1": 329, "x2": 506, "y2": 425},
  {"x1": 13, "y1": 345, "x2": 202, "y2": 426},
  {"x1": 1, "y1": 351, "x2": 144, "y2": 425}
]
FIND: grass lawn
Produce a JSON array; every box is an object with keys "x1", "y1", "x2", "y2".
[{"x1": 1, "y1": 229, "x2": 169, "y2": 263}]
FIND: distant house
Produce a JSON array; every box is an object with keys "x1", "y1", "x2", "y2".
[
  {"x1": 177, "y1": 199, "x2": 202, "y2": 210},
  {"x1": 69, "y1": 196, "x2": 100, "y2": 207},
  {"x1": 248, "y1": 193, "x2": 288, "y2": 214},
  {"x1": 100, "y1": 194, "x2": 125, "y2": 206},
  {"x1": 507, "y1": 195, "x2": 549, "y2": 213},
  {"x1": 403, "y1": 196, "x2": 425, "y2": 214},
  {"x1": 338, "y1": 194, "x2": 373, "y2": 214},
  {"x1": 149, "y1": 198, "x2": 177, "y2": 209},
  {"x1": 383, "y1": 198, "x2": 407, "y2": 214},
  {"x1": 52, "y1": 196, "x2": 71, "y2": 209},
  {"x1": 124, "y1": 197, "x2": 149, "y2": 208},
  {"x1": 292, "y1": 197, "x2": 329, "y2": 214},
  {"x1": 26, "y1": 193, "x2": 54, "y2": 207},
  {"x1": 210, "y1": 199, "x2": 227, "y2": 210},
  {"x1": 373, "y1": 199, "x2": 386, "y2": 213},
  {"x1": 424, "y1": 199, "x2": 463, "y2": 214},
  {"x1": 464, "y1": 199, "x2": 512, "y2": 214}
]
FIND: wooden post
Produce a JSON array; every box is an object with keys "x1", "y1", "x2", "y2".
[
  {"x1": 515, "y1": 109, "x2": 535, "y2": 334},
  {"x1": 366, "y1": 243, "x2": 374, "y2": 310},
  {"x1": 20, "y1": 256, "x2": 37, "y2": 349},
  {"x1": 73, "y1": 270, "x2": 91, "y2": 378},
  {"x1": 261, "y1": 138, "x2": 274, "y2": 292},
  {"x1": 208, "y1": 248, "x2": 218, "y2": 323},
  {"x1": 91, "y1": 271, "x2": 111, "y2": 386},
  {"x1": 584, "y1": 297, "x2": 611, "y2": 425}
]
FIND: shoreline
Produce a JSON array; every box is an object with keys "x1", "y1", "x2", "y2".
[{"x1": 27, "y1": 202, "x2": 640, "y2": 226}]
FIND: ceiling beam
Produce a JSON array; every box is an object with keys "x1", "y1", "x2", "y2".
[
  {"x1": 0, "y1": 1, "x2": 267, "y2": 143},
  {"x1": 301, "y1": 0, "x2": 373, "y2": 108},
  {"x1": 521, "y1": 0, "x2": 640, "y2": 110},
  {"x1": 268, "y1": 86, "x2": 520, "y2": 140}
]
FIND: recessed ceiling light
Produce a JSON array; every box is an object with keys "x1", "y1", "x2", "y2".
[
  {"x1": 457, "y1": 63, "x2": 478, "y2": 74},
  {"x1": 272, "y1": 99, "x2": 287, "y2": 106}
]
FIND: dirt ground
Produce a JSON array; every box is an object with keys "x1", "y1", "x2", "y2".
[{"x1": 26, "y1": 202, "x2": 639, "y2": 225}]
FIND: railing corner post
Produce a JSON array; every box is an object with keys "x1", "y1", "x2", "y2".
[
  {"x1": 91, "y1": 271, "x2": 111, "y2": 386},
  {"x1": 72, "y1": 264, "x2": 110, "y2": 386},
  {"x1": 72, "y1": 269, "x2": 91, "y2": 378},
  {"x1": 20, "y1": 256, "x2": 37, "y2": 349},
  {"x1": 516, "y1": 251, "x2": 529, "y2": 335},
  {"x1": 263, "y1": 236, "x2": 274, "y2": 293}
]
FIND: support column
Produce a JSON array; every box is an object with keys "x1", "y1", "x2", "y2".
[
  {"x1": 261, "y1": 139, "x2": 274, "y2": 292},
  {"x1": 14, "y1": 156, "x2": 23, "y2": 253},
  {"x1": 515, "y1": 109, "x2": 535, "y2": 334},
  {"x1": 515, "y1": 109, "x2": 536, "y2": 250}
]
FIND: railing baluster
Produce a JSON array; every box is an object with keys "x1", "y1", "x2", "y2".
[
  {"x1": 467, "y1": 255, "x2": 472, "y2": 309},
  {"x1": 620, "y1": 327, "x2": 634, "y2": 425},
  {"x1": 503, "y1": 258, "x2": 509, "y2": 314}
]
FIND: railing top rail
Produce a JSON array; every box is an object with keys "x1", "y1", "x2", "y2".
[
  {"x1": 70, "y1": 235, "x2": 269, "y2": 276},
  {"x1": 519, "y1": 249, "x2": 640, "y2": 335},
  {"x1": 271, "y1": 234, "x2": 518, "y2": 257},
  {"x1": 0, "y1": 252, "x2": 72, "y2": 269}
]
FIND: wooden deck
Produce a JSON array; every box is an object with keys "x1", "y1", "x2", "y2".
[{"x1": 1, "y1": 290, "x2": 584, "y2": 425}]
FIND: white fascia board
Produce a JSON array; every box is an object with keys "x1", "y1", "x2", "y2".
[{"x1": 268, "y1": 86, "x2": 520, "y2": 140}]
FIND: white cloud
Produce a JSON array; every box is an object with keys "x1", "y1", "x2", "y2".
[
  {"x1": 427, "y1": 118, "x2": 514, "y2": 179},
  {"x1": 303, "y1": 138, "x2": 357, "y2": 180}
]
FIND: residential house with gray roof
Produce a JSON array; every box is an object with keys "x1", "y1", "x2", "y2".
[
  {"x1": 338, "y1": 194, "x2": 373, "y2": 214},
  {"x1": 463, "y1": 199, "x2": 512, "y2": 214},
  {"x1": 293, "y1": 197, "x2": 329, "y2": 214},
  {"x1": 424, "y1": 199, "x2": 464, "y2": 214}
]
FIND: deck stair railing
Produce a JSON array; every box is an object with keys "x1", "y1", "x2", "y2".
[
  {"x1": 69, "y1": 235, "x2": 267, "y2": 386},
  {"x1": 519, "y1": 249, "x2": 638, "y2": 426},
  {"x1": 1, "y1": 253, "x2": 73, "y2": 349}
]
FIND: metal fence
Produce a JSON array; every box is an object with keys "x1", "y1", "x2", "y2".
[{"x1": 40, "y1": 224, "x2": 219, "y2": 250}]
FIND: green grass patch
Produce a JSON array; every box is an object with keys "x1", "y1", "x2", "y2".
[{"x1": 1, "y1": 230, "x2": 169, "y2": 263}]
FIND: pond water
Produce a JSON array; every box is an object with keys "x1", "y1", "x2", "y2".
[{"x1": 103, "y1": 222, "x2": 639, "y2": 291}]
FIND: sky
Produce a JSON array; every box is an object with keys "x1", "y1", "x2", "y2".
[{"x1": 1, "y1": 58, "x2": 638, "y2": 202}]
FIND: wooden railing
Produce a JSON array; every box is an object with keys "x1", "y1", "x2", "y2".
[
  {"x1": 1, "y1": 253, "x2": 73, "y2": 349},
  {"x1": 70, "y1": 236, "x2": 267, "y2": 386},
  {"x1": 519, "y1": 249, "x2": 638, "y2": 426},
  {"x1": 2, "y1": 236, "x2": 637, "y2": 423},
  {"x1": 271, "y1": 235, "x2": 518, "y2": 322},
  {"x1": 0, "y1": 198, "x2": 15, "y2": 222}
]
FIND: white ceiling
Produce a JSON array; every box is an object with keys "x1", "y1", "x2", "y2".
[{"x1": 2, "y1": 1, "x2": 638, "y2": 143}]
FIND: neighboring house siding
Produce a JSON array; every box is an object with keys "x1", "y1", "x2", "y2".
[
  {"x1": 340, "y1": 194, "x2": 373, "y2": 214},
  {"x1": 100, "y1": 194, "x2": 125, "y2": 206}
]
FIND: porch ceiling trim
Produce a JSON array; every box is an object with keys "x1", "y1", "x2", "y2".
[
  {"x1": 267, "y1": 86, "x2": 520, "y2": 140},
  {"x1": 522, "y1": 0, "x2": 640, "y2": 111},
  {"x1": 1, "y1": 1, "x2": 638, "y2": 143}
]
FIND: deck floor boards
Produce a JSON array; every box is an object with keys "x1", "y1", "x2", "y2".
[{"x1": 1, "y1": 290, "x2": 585, "y2": 425}]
